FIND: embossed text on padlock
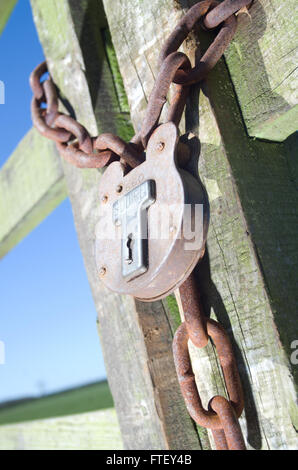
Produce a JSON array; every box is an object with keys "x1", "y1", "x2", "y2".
[{"x1": 113, "y1": 180, "x2": 155, "y2": 281}]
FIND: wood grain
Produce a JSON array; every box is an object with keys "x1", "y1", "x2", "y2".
[
  {"x1": 103, "y1": 0, "x2": 298, "y2": 449},
  {"x1": 224, "y1": 0, "x2": 298, "y2": 141},
  {"x1": 30, "y1": 0, "x2": 200, "y2": 450},
  {"x1": 0, "y1": 409, "x2": 123, "y2": 450},
  {"x1": 0, "y1": 0, "x2": 17, "y2": 36}
]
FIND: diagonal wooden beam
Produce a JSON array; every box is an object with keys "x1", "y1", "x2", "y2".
[
  {"x1": 0, "y1": 409, "x2": 123, "y2": 450},
  {"x1": 0, "y1": 128, "x2": 67, "y2": 259},
  {"x1": 224, "y1": 0, "x2": 298, "y2": 141},
  {"x1": 0, "y1": 0, "x2": 17, "y2": 36}
]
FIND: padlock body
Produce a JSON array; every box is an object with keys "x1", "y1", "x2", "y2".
[{"x1": 95, "y1": 123, "x2": 209, "y2": 301}]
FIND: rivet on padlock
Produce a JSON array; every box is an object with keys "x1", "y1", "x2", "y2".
[{"x1": 95, "y1": 122, "x2": 209, "y2": 301}]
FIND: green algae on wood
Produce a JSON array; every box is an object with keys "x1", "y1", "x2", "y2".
[{"x1": 103, "y1": 0, "x2": 298, "y2": 449}]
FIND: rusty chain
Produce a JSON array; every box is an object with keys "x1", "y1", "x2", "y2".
[
  {"x1": 30, "y1": 0, "x2": 251, "y2": 170},
  {"x1": 30, "y1": 62, "x2": 141, "y2": 169},
  {"x1": 174, "y1": 274, "x2": 246, "y2": 450},
  {"x1": 30, "y1": 0, "x2": 252, "y2": 450}
]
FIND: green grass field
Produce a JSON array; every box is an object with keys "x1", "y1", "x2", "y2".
[{"x1": 0, "y1": 381, "x2": 113, "y2": 426}]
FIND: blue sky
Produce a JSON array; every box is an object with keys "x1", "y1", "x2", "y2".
[{"x1": 0, "y1": 0, "x2": 107, "y2": 402}]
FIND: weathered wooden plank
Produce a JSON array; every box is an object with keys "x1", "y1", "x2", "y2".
[
  {"x1": 0, "y1": 381, "x2": 113, "y2": 426},
  {"x1": 30, "y1": 0, "x2": 200, "y2": 450},
  {"x1": 103, "y1": 0, "x2": 298, "y2": 450},
  {"x1": 0, "y1": 128, "x2": 67, "y2": 259},
  {"x1": 224, "y1": 0, "x2": 298, "y2": 141},
  {"x1": 0, "y1": 409, "x2": 123, "y2": 450},
  {"x1": 0, "y1": 0, "x2": 17, "y2": 36},
  {"x1": 200, "y1": 48, "x2": 298, "y2": 449}
]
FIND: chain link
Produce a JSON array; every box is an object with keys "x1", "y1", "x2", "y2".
[
  {"x1": 30, "y1": 0, "x2": 252, "y2": 450},
  {"x1": 30, "y1": 0, "x2": 251, "y2": 169},
  {"x1": 30, "y1": 63, "x2": 141, "y2": 169},
  {"x1": 173, "y1": 273, "x2": 246, "y2": 449}
]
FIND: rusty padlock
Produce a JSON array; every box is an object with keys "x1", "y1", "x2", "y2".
[{"x1": 95, "y1": 122, "x2": 209, "y2": 301}]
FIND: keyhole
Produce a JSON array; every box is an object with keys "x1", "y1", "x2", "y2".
[{"x1": 126, "y1": 234, "x2": 134, "y2": 265}]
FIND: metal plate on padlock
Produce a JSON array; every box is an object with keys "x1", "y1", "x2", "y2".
[
  {"x1": 113, "y1": 179, "x2": 156, "y2": 281},
  {"x1": 95, "y1": 122, "x2": 209, "y2": 301}
]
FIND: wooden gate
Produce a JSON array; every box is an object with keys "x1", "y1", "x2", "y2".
[{"x1": 0, "y1": 0, "x2": 297, "y2": 450}]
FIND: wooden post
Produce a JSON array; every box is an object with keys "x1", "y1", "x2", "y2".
[
  {"x1": 103, "y1": 0, "x2": 298, "y2": 449},
  {"x1": 30, "y1": 0, "x2": 201, "y2": 450},
  {"x1": 1, "y1": 0, "x2": 295, "y2": 451}
]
